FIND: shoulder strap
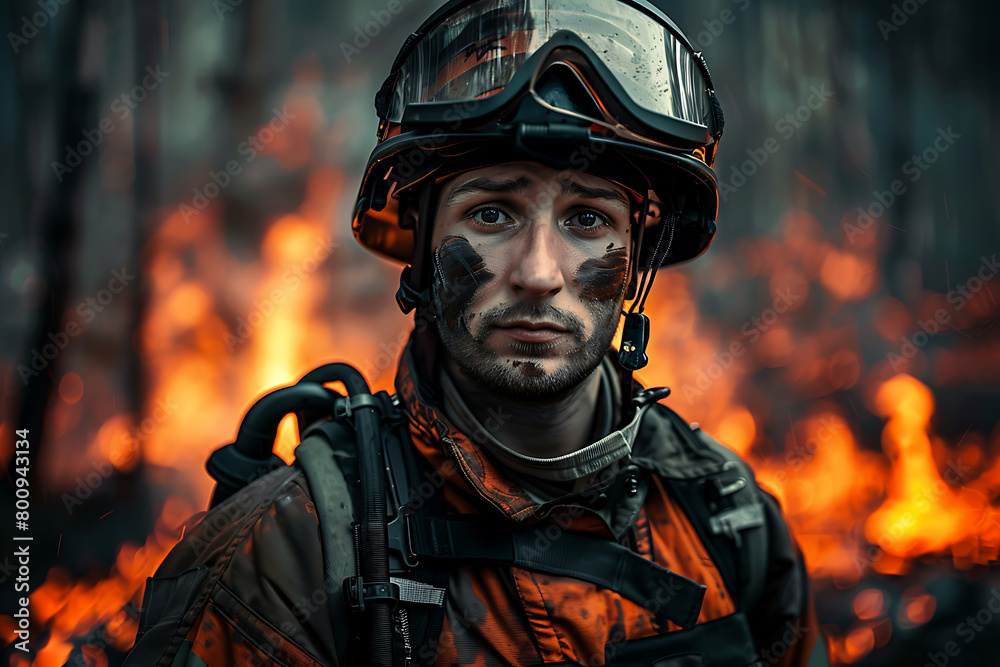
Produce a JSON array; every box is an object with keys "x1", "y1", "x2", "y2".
[
  {"x1": 400, "y1": 513, "x2": 707, "y2": 629},
  {"x1": 298, "y1": 393, "x2": 451, "y2": 667},
  {"x1": 692, "y1": 425, "x2": 768, "y2": 614},
  {"x1": 649, "y1": 405, "x2": 769, "y2": 615},
  {"x1": 381, "y1": 406, "x2": 451, "y2": 666}
]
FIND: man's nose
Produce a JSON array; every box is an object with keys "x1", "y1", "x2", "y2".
[{"x1": 508, "y1": 221, "x2": 565, "y2": 299}]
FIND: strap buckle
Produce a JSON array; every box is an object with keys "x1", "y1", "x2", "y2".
[
  {"x1": 631, "y1": 386, "x2": 671, "y2": 408},
  {"x1": 387, "y1": 506, "x2": 420, "y2": 568},
  {"x1": 333, "y1": 394, "x2": 383, "y2": 420},
  {"x1": 343, "y1": 576, "x2": 400, "y2": 612},
  {"x1": 709, "y1": 503, "x2": 765, "y2": 549}
]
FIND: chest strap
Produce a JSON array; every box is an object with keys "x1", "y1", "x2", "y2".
[{"x1": 394, "y1": 512, "x2": 706, "y2": 629}]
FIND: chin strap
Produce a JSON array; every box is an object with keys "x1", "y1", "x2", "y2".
[
  {"x1": 395, "y1": 266, "x2": 433, "y2": 314},
  {"x1": 618, "y1": 206, "x2": 678, "y2": 372},
  {"x1": 395, "y1": 181, "x2": 442, "y2": 315}
]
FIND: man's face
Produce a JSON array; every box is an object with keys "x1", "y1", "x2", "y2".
[{"x1": 427, "y1": 162, "x2": 634, "y2": 399}]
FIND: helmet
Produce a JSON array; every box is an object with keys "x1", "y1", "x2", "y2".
[{"x1": 352, "y1": 0, "x2": 725, "y2": 314}]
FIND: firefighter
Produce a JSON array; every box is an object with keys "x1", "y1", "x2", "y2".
[{"x1": 125, "y1": 1, "x2": 829, "y2": 665}]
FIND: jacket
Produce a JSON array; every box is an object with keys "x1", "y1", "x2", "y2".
[{"x1": 125, "y1": 337, "x2": 825, "y2": 666}]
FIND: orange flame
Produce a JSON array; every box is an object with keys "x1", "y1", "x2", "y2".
[{"x1": 10, "y1": 71, "x2": 1000, "y2": 667}]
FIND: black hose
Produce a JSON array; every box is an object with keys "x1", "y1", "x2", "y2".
[
  {"x1": 226, "y1": 364, "x2": 393, "y2": 664},
  {"x1": 295, "y1": 363, "x2": 393, "y2": 666},
  {"x1": 206, "y1": 383, "x2": 345, "y2": 508},
  {"x1": 232, "y1": 383, "x2": 340, "y2": 459}
]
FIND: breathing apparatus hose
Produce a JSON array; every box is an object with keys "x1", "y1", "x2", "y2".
[
  {"x1": 214, "y1": 363, "x2": 393, "y2": 665},
  {"x1": 294, "y1": 363, "x2": 394, "y2": 666}
]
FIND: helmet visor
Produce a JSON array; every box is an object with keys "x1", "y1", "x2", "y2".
[{"x1": 385, "y1": 0, "x2": 711, "y2": 128}]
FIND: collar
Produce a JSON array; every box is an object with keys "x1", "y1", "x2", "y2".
[
  {"x1": 437, "y1": 358, "x2": 620, "y2": 483},
  {"x1": 394, "y1": 332, "x2": 652, "y2": 536}
]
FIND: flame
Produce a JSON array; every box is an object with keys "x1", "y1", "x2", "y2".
[
  {"x1": 2, "y1": 497, "x2": 193, "y2": 665},
  {"x1": 7, "y1": 78, "x2": 404, "y2": 662},
  {"x1": 9, "y1": 73, "x2": 1000, "y2": 667},
  {"x1": 852, "y1": 589, "x2": 885, "y2": 621},
  {"x1": 865, "y1": 375, "x2": 1000, "y2": 570}
]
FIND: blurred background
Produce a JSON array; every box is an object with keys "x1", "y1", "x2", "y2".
[{"x1": 1, "y1": 0, "x2": 998, "y2": 664}]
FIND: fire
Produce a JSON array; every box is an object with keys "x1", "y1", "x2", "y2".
[
  {"x1": 2, "y1": 497, "x2": 193, "y2": 666},
  {"x1": 865, "y1": 375, "x2": 1000, "y2": 570},
  {"x1": 5, "y1": 80, "x2": 999, "y2": 667},
  {"x1": 4, "y1": 77, "x2": 404, "y2": 662},
  {"x1": 755, "y1": 410, "x2": 887, "y2": 583}
]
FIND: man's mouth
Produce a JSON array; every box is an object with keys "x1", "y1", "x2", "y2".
[{"x1": 493, "y1": 319, "x2": 569, "y2": 344}]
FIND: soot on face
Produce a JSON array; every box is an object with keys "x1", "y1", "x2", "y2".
[
  {"x1": 573, "y1": 247, "x2": 628, "y2": 301},
  {"x1": 434, "y1": 235, "x2": 495, "y2": 331}
]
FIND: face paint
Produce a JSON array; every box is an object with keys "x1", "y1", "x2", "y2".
[
  {"x1": 573, "y1": 247, "x2": 629, "y2": 301},
  {"x1": 510, "y1": 359, "x2": 543, "y2": 377},
  {"x1": 432, "y1": 235, "x2": 628, "y2": 400},
  {"x1": 433, "y1": 235, "x2": 495, "y2": 332}
]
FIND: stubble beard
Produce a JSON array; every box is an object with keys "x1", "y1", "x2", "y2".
[{"x1": 433, "y1": 296, "x2": 623, "y2": 401}]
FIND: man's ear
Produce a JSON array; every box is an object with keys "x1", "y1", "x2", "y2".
[{"x1": 400, "y1": 199, "x2": 420, "y2": 231}]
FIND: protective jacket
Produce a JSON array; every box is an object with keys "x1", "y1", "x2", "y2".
[{"x1": 125, "y1": 334, "x2": 826, "y2": 666}]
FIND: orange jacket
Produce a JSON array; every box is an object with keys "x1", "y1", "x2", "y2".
[{"x1": 125, "y1": 340, "x2": 825, "y2": 666}]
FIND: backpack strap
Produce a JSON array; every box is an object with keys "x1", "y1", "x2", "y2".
[
  {"x1": 395, "y1": 513, "x2": 706, "y2": 630},
  {"x1": 381, "y1": 402, "x2": 451, "y2": 666},
  {"x1": 694, "y1": 426, "x2": 768, "y2": 614},
  {"x1": 651, "y1": 406, "x2": 769, "y2": 615},
  {"x1": 298, "y1": 393, "x2": 451, "y2": 667}
]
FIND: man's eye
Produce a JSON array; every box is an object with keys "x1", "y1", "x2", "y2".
[
  {"x1": 567, "y1": 211, "x2": 608, "y2": 232},
  {"x1": 471, "y1": 207, "x2": 511, "y2": 225}
]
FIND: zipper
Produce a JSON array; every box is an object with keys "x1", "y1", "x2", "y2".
[{"x1": 394, "y1": 607, "x2": 412, "y2": 666}]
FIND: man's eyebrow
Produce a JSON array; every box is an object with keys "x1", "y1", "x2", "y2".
[
  {"x1": 445, "y1": 177, "x2": 532, "y2": 206},
  {"x1": 561, "y1": 181, "x2": 629, "y2": 208}
]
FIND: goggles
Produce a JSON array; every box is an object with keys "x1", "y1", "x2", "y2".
[{"x1": 376, "y1": 0, "x2": 722, "y2": 157}]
